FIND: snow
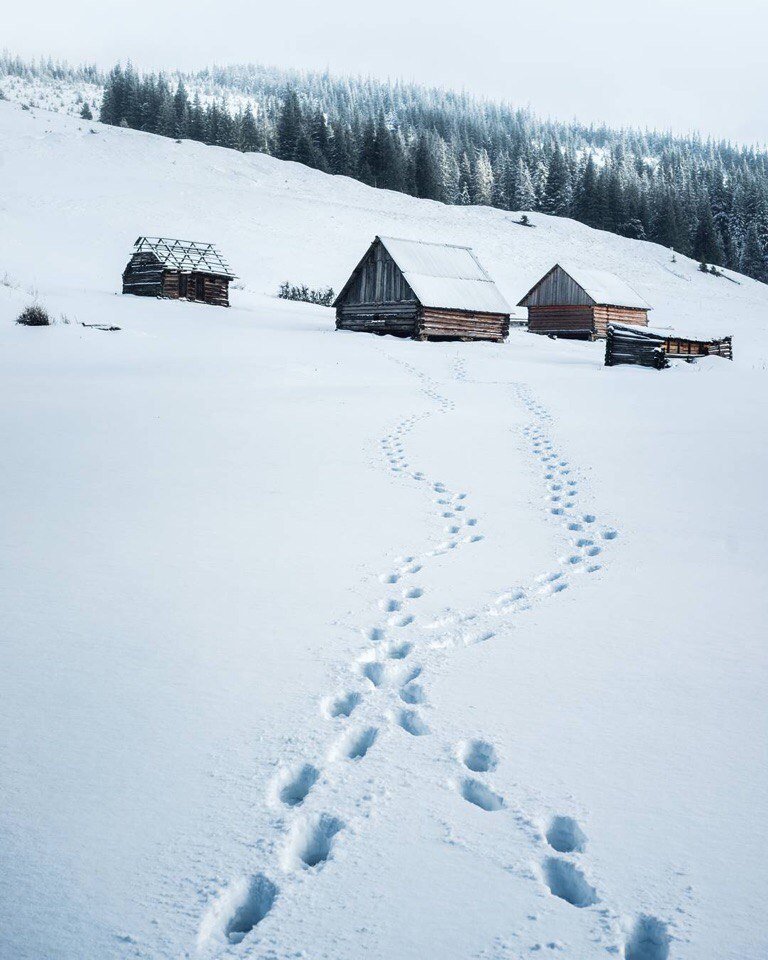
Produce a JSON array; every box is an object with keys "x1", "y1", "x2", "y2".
[
  {"x1": 0, "y1": 100, "x2": 766, "y2": 960},
  {"x1": 556, "y1": 262, "x2": 652, "y2": 309},
  {"x1": 376, "y1": 235, "x2": 512, "y2": 313}
]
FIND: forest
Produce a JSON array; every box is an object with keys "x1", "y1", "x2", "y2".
[{"x1": 3, "y1": 54, "x2": 768, "y2": 282}]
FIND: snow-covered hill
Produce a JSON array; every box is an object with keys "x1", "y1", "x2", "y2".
[{"x1": 1, "y1": 101, "x2": 766, "y2": 960}]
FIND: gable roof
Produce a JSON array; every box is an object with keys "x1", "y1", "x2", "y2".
[
  {"x1": 335, "y1": 236, "x2": 510, "y2": 314},
  {"x1": 130, "y1": 236, "x2": 235, "y2": 278},
  {"x1": 519, "y1": 263, "x2": 650, "y2": 310}
]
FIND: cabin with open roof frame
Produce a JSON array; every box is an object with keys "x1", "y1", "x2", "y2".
[
  {"x1": 518, "y1": 263, "x2": 651, "y2": 340},
  {"x1": 334, "y1": 236, "x2": 511, "y2": 342},
  {"x1": 122, "y1": 236, "x2": 235, "y2": 307}
]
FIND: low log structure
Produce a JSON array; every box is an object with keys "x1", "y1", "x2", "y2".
[
  {"x1": 605, "y1": 322, "x2": 733, "y2": 369},
  {"x1": 334, "y1": 236, "x2": 511, "y2": 342},
  {"x1": 122, "y1": 237, "x2": 235, "y2": 307},
  {"x1": 518, "y1": 263, "x2": 650, "y2": 339}
]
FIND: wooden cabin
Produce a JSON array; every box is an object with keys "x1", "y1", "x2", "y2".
[
  {"x1": 518, "y1": 263, "x2": 650, "y2": 339},
  {"x1": 122, "y1": 237, "x2": 234, "y2": 307},
  {"x1": 605, "y1": 322, "x2": 733, "y2": 369},
  {"x1": 334, "y1": 236, "x2": 511, "y2": 342}
]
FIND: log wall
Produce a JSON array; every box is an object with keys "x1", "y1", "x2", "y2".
[
  {"x1": 527, "y1": 305, "x2": 595, "y2": 338},
  {"x1": 122, "y1": 252, "x2": 164, "y2": 296},
  {"x1": 417, "y1": 308, "x2": 509, "y2": 342},
  {"x1": 593, "y1": 306, "x2": 649, "y2": 338}
]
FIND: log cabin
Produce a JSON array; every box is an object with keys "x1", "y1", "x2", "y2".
[
  {"x1": 518, "y1": 263, "x2": 650, "y2": 339},
  {"x1": 605, "y1": 322, "x2": 733, "y2": 368},
  {"x1": 334, "y1": 236, "x2": 511, "y2": 342},
  {"x1": 122, "y1": 237, "x2": 235, "y2": 307}
]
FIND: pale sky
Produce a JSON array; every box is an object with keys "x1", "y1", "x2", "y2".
[{"x1": 4, "y1": 0, "x2": 766, "y2": 145}]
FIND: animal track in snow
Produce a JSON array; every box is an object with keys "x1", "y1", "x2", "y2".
[
  {"x1": 198, "y1": 873, "x2": 278, "y2": 947},
  {"x1": 274, "y1": 763, "x2": 319, "y2": 808},
  {"x1": 459, "y1": 739, "x2": 498, "y2": 773},
  {"x1": 284, "y1": 813, "x2": 344, "y2": 870},
  {"x1": 384, "y1": 640, "x2": 413, "y2": 660},
  {"x1": 324, "y1": 691, "x2": 361, "y2": 719},
  {"x1": 458, "y1": 777, "x2": 504, "y2": 812},
  {"x1": 541, "y1": 858, "x2": 598, "y2": 908},
  {"x1": 399, "y1": 681, "x2": 425, "y2": 704},
  {"x1": 379, "y1": 598, "x2": 401, "y2": 613},
  {"x1": 397, "y1": 709, "x2": 429, "y2": 736},
  {"x1": 624, "y1": 916, "x2": 671, "y2": 960},
  {"x1": 545, "y1": 816, "x2": 587, "y2": 853},
  {"x1": 331, "y1": 725, "x2": 378, "y2": 761},
  {"x1": 403, "y1": 586, "x2": 424, "y2": 599}
]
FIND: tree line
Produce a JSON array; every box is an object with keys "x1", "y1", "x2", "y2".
[{"x1": 57, "y1": 60, "x2": 768, "y2": 283}]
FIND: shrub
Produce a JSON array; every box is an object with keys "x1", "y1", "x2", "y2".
[
  {"x1": 278, "y1": 282, "x2": 335, "y2": 306},
  {"x1": 17, "y1": 304, "x2": 51, "y2": 326}
]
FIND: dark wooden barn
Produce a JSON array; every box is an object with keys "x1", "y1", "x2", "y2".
[
  {"x1": 605, "y1": 322, "x2": 733, "y2": 369},
  {"x1": 518, "y1": 263, "x2": 650, "y2": 339},
  {"x1": 334, "y1": 236, "x2": 511, "y2": 342},
  {"x1": 122, "y1": 237, "x2": 235, "y2": 307}
]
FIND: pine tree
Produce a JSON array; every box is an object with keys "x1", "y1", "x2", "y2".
[
  {"x1": 470, "y1": 147, "x2": 494, "y2": 205},
  {"x1": 693, "y1": 202, "x2": 725, "y2": 265},
  {"x1": 276, "y1": 89, "x2": 304, "y2": 161},
  {"x1": 512, "y1": 159, "x2": 536, "y2": 211},
  {"x1": 740, "y1": 223, "x2": 767, "y2": 281},
  {"x1": 79, "y1": 102, "x2": 93, "y2": 120}
]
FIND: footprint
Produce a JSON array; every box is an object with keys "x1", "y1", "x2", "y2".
[
  {"x1": 583, "y1": 546, "x2": 601, "y2": 557},
  {"x1": 403, "y1": 562, "x2": 422, "y2": 574},
  {"x1": 284, "y1": 813, "x2": 344, "y2": 870},
  {"x1": 403, "y1": 587, "x2": 423, "y2": 599},
  {"x1": 602, "y1": 529, "x2": 618, "y2": 540},
  {"x1": 333, "y1": 725, "x2": 378, "y2": 761},
  {"x1": 541, "y1": 858, "x2": 598, "y2": 907},
  {"x1": 459, "y1": 777, "x2": 504, "y2": 811},
  {"x1": 545, "y1": 816, "x2": 587, "y2": 853},
  {"x1": 567, "y1": 522, "x2": 583, "y2": 531},
  {"x1": 624, "y1": 916, "x2": 671, "y2": 960},
  {"x1": 459, "y1": 738, "x2": 498, "y2": 773},
  {"x1": 397, "y1": 709, "x2": 429, "y2": 736},
  {"x1": 385, "y1": 640, "x2": 413, "y2": 660},
  {"x1": 392, "y1": 614, "x2": 415, "y2": 628},
  {"x1": 325, "y1": 691, "x2": 361, "y2": 719},
  {"x1": 563, "y1": 555, "x2": 582, "y2": 566},
  {"x1": 360, "y1": 661, "x2": 388, "y2": 687},
  {"x1": 465, "y1": 518, "x2": 479, "y2": 527},
  {"x1": 399, "y1": 682, "x2": 425, "y2": 704},
  {"x1": 369, "y1": 627, "x2": 386, "y2": 643},
  {"x1": 582, "y1": 514, "x2": 596, "y2": 524},
  {"x1": 274, "y1": 763, "x2": 319, "y2": 807},
  {"x1": 551, "y1": 507, "x2": 564, "y2": 516},
  {"x1": 575, "y1": 538, "x2": 594, "y2": 548},
  {"x1": 469, "y1": 535, "x2": 484, "y2": 543},
  {"x1": 586, "y1": 564, "x2": 601, "y2": 573},
  {"x1": 380, "y1": 598, "x2": 401, "y2": 613},
  {"x1": 380, "y1": 573, "x2": 399, "y2": 584},
  {"x1": 198, "y1": 874, "x2": 278, "y2": 947}
]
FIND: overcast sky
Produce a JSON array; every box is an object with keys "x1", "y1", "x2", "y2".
[{"x1": 4, "y1": 0, "x2": 766, "y2": 144}]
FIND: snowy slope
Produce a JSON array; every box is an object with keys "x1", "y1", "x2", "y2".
[{"x1": 0, "y1": 101, "x2": 767, "y2": 960}]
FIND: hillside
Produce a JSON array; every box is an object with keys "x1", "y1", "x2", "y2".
[
  {"x1": 3, "y1": 54, "x2": 768, "y2": 283},
  {"x1": 0, "y1": 100, "x2": 766, "y2": 960}
]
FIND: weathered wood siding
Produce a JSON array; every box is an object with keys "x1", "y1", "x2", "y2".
[
  {"x1": 123, "y1": 257, "x2": 230, "y2": 307},
  {"x1": 417, "y1": 308, "x2": 509, "y2": 342},
  {"x1": 593, "y1": 306, "x2": 648, "y2": 338},
  {"x1": 527, "y1": 305, "x2": 595, "y2": 338},
  {"x1": 122, "y1": 252, "x2": 164, "y2": 296},
  {"x1": 335, "y1": 239, "x2": 420, "y2": 337},
  {"x1": 605, "y1": 325, "x2": 733, "y2": 368},
  {"x1": 519, "y1": 265, "x2": 594, "y2": 307},
  {"x1": 527, "y1": 304, "x2": 648, "y2": 339}
]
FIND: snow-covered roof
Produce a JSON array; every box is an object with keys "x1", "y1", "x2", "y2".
[
  {"x1": 131, "y1": 236, "x2": 235, "y2": 278},
  {"x1": 558, "y1": 263, "x2": 650, "y2": 309},
  {"x1": 378, "y1": 236, "x2": 511, "y2": 314},
  {"x1": 610, "y1": 321, "x2": 730, "y2": 343}
]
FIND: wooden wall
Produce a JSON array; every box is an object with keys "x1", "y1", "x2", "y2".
[
  {"x1": 528, "y1": 304, "x2": 648, "y2": 339},
  {"x1": 519, "y1": 265, "x2": 593, "y2": 307},
  {"x1": 122, "y1": 252, "x2": 164, "y2": 296},
  {"x1": 335, "y1": 239, "x2": 420, "y2": 337},
  {"x1": 123, "y1": 258, "x2": 230, "y2": 307},
  {"x1": 417, "y1": 308, "x2": 509, "y2": 342},
  {"x1": 527, "y1": 305, "x2": 595, "y2": 338},
  {"x1": 605, "y1": 325, "x2": 733, "y2": 367},
  {"x1": 593, "y1": 306, "x2": 648, "y2": 338}
]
